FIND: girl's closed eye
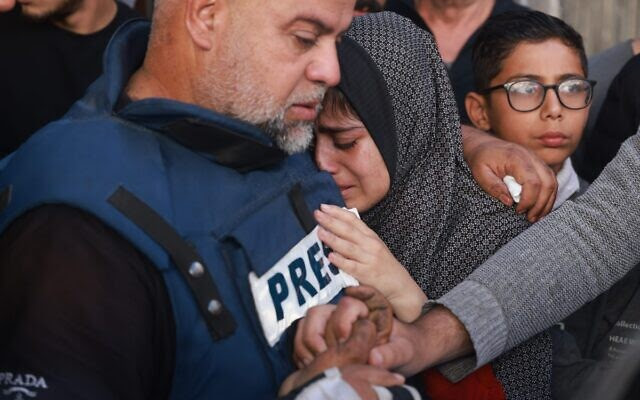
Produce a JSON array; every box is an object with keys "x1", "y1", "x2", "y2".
[{"x1": 334, "y1": 140, "x2": 357, "y2": 150}]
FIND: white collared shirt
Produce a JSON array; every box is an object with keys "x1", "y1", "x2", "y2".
[{"x1": 553, "y1": 158, "x2": 581, "y2": 210}]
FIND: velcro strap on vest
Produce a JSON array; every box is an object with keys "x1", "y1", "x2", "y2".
[
  {"x1": 159, "y1": 118, "x2": 286, "y2": 172},
  {"x1": 0, "y1": 185, "x2": 12, "y2": 213},
  {"x1": 288, "y1": 183, "x2": 316, "y2": 234},
  {"x1": 108, "y1": 186, "x2": 236, "y2": 340}
]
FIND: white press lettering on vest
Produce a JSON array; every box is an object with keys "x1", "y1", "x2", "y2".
[{"x1": 249, "y1": 225, "x2": 359, "y2": 346}]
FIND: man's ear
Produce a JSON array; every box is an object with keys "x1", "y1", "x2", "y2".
[
  {"x1": 185, "y1": 0, "x2": 222, "y2": 50},
  {"x1": 465, "y1": 92, "x2": 492, "y2": 131}
]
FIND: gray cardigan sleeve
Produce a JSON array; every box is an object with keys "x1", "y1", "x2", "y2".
[{"x1": 436, "y1": 128, "x2": 640, "y2": 371}]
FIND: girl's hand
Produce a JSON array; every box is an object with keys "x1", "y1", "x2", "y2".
[{"x1": 315, "y1": 204, "x2": 426, "y2": 322}]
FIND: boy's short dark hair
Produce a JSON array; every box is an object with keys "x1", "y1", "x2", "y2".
[{"x1": 472, "y1": 10, "x2": 588, "y2": 91}]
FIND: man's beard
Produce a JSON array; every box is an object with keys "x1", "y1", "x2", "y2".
[
  {"x1": 261, "y1": 117, "x2": 316, "y2": 156},
  {"x1": 258, "y1": 88, "x2": 326, "y2": 155},
  {"x1": 20, "y1": 0, "x2": 82, "y2": 22},
  {"x1": 197, "y1": 45, "x2": 326, "y2": 155}
]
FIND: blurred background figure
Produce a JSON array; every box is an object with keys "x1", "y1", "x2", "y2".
[
  {"x1": 574, "y1": 54, "x2": 640, "y2": 182},
  {"x1": 359, "y1": 0, "x2": 639, "y2": 186},
  {"x1": 0, "y1": 0, "x2": 138, "y2": 157},
  {"x1": 500, "y1": 0, "x2": 640, "y2": 184},
  {"x1": 523, "y1": 0, "x2": 640, "y2": 134},
  {"x1": 383, "y1": 0, "x2": 529, "y2": 121},
  {"x1": 379, "y1": 0, "x2": 639, "y2": 123},
  {"x1": 0, "y1": 0, "x2": 14, "y2": 11}
]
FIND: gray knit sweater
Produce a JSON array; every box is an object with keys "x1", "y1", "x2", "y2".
[{"x1": 437, "y1": 127, "x2": 640, "y2": 373}]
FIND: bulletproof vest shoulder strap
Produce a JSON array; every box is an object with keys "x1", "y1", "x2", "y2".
[{"x1": 108, "y1": 186, "x2": 236, "y2": 340}]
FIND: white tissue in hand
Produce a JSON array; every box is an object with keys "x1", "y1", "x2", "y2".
[
  {"x1": 346, "y1": 208, "x2": 360, "y2": 219},
  {"x1": 502, "y1": 175, "x2": 522, "y2": 203}
]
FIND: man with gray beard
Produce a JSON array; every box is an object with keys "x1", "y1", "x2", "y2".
[
  {"x1": 0, "y1": 0, "x2": 137, "y2": 156},
  {"x1": 0, "y1": 0, "x2": 560, "y2": 398},
  {"x1": 0, "y1": 0, "x2": 418, "y2": 399}
]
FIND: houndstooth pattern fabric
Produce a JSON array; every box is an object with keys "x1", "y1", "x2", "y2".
[{"x1": 345, "y1": 13, "x2": 551, "y2": 399}]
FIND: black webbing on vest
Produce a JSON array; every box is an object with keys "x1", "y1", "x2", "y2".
[
  {"x1": 159, "y1": 118, "x2": 286, "y2": 173},
  {"x1": 288, "y1": 183, "x2": 316, "y2": 234},
  {"x1": 108, "y1": 186, "x2": 236, "y2": 340},
  {"x1": 0, "y1": 185, "x2": 12, "y2": 213}
]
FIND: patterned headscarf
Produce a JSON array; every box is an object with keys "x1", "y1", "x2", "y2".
[{"x1": 338, "y1": 12, "x2": 552, "y2": 399}]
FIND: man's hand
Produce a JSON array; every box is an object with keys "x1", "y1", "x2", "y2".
[
  {"x1": 294, "y1": 290, "x2": 473, "y2": 384},
  {"x1": 461, "y1": 124, "x2": 557, "y2": 222},
  {"x1": 369, "y1": 305, "x2": 474, "y2": 376},
  {"x1": 0, "y1": 0, "x2": 15, "y2": 12},
  {"x1": 294, "y1": 304, "x2": 341, "y2": 368},
  {"x1": 325, "y1": 286, "x2": 394, "y2": 348},
  {"x1": 281, "y1": 319, "x2": 404, "y2": 397},
  {"x1": 293, "y1": 286, "x2": 393, "y2": 368}
]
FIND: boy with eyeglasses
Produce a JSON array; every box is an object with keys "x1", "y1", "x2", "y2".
[
  {"x1": 465, "y1": 10, "x2": 592, "y2": 211},
  {"x1": 466, "y1": 11, "x2": 640, "y2": 399}
]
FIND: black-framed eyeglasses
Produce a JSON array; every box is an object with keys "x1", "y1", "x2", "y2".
[{"x1": 479, "y1": 78, "x2": 597, "y2": 112}]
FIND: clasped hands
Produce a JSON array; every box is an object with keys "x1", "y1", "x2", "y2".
[{"x1": 279, "y1": 286, "x2": 410, "y2": 399}]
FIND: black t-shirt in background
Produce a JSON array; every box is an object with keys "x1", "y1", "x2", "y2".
[
  {"x1": 0, "y1": 205, "x2": 175, "y2": 399},
  {"x1": 0, "y1": 2, "x2": 139, "y2": 157},
  {"x1": 573, "y1": 54, "x2": 640, "y2": 183},
  {"x1": 384, "y1": 0, "x2": 527, "y2": 122}
]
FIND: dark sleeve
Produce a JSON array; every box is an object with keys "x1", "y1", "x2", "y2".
[
  {"x1": 550, "y1": 326, "x2": 604, "y2": 400},
  {"x1": 114, "y1": 0, "x2": 142, "y2": 24},
  {"x1": 0, "y1": 205, "x2": 174, "y2": 400},
  {"x1": 575, "y1": 54, "x2": 640, "y2": 182},
  {"x1": 384, "y1": 0, "x2": 430, "y2": 32}
]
